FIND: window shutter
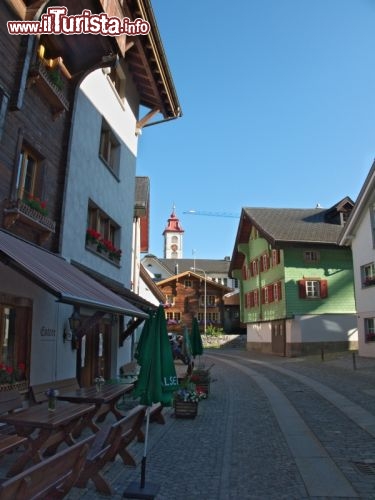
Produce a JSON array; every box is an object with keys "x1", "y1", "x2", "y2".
[
  {"x1": 242, "y1": 265, "x2": 246, "y2": 280},
  {"x1": 261, "y1": 288, "x2": 265, "y2": 304},
  {"x1": 277, "y1": 281, "x2": 282, "y2": 300},
  {"x1": 268, "y1": 284, "x2": 274, "y2": 302},
  {"x1": 320, "y1": 279, "x2": 328, "y2": 298},
  {"x1": 298, "y1": 280, "x2": 306, "y2": 298},
  {"x1": 259, "y1": 257, "x2": 264, "y2": 272}
]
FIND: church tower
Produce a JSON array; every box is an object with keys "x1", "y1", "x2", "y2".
[{"x1": 163, "y1": 206, "x2": 184, "y2": 258}]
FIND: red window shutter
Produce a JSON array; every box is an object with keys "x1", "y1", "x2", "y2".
[
  {"x1": 320, "y1": 279, "x2": 328, "y2": 298},
  {"x1": 277, "y1": 281, "x2": 282, "y2": 300},
  {"x1": 259, "y1": 257, "x2": 264, "y2": 272},
  {"x1": 242, "y1": 265, "x2": 247, "y2": 279},
  {"x1": 249, "y1": 292, "x2": 254, "y2": 308},
  {"x1": 298, "y1": 280, "x2": 306, "y2": 298},
  {"x1": 261, "y1": 288, "x2": 265, "y2": 304},
  {"x1": 268, "y1": 284, "x2": 274, "y2": 302}
]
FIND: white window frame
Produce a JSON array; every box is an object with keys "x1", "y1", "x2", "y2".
[
  {"x1": 306, "y1": 280, "x2": 320, "y2": 298},
  {"x1": 365, "y1": 317, "x2": 375, "y2": 342},
  {"x1": 99, "y1": 119, "x2": 120, "y2": 175},
  {"x1": 361, "y1": 262, "x2": 375, "y2": 287}
]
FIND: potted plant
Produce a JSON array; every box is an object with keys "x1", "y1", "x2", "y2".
[
  {"x1": 173, "y1": 382, "x2": 206, "y2": 418},
  {"x1": 45, "y1": 388, "x2": 59, "y2": 411},
  {"x1": 189, "y1": 364, "x2": 214, "y2": 396}
]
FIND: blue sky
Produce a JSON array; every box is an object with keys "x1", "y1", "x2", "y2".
[{"x1": 137, "y1": 0, "x2": 375, "y2": 260}]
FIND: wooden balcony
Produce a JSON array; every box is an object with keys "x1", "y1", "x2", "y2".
[
  {"x1": 27, "y1": 61, "x2": 69, "y2": 120},
  {"x1": 3, "y1": 199, "x2": 55, "y2": 243}
]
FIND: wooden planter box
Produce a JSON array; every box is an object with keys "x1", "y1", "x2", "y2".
[
  {"x1": 0, "y1": 380, "x2": 29, "y2": 394},
  {"x1": 174, "y1": 400, "x2": 198, "y2": 419}
]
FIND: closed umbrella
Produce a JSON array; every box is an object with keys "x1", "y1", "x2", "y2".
[
  {"x1": 124, "y1": 305, "x2": 179, "y2": 499},
  {"x1": 190, "y1": 317, "x2": 203, "y2": 358},
  {"x1": 182, "y1": 325, "x2": 192, "y2": 360}
]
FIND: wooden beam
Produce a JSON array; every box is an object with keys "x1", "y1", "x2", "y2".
[{"x1": 136, "y1": 108, "x2": 160, "y2": 132}]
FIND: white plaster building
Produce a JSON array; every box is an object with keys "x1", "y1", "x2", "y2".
[{"x1": 339, "y1": 162, "x2": 375, "y2": 357}]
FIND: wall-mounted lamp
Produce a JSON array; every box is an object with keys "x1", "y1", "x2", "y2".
[{"x1": 65, "y1": 308, "x2": 81, "y2": 348}]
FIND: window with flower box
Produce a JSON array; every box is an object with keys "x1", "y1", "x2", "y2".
[
  {"x1": 165, "y1": 295, "x2": 175, "y2": 307},
  {"x1": 166, "y1": 312, "x2": 180, "y2": 323},
  {"x1": 0, "y1": 302, "x2": 30, "y2": 388},
  {"x1": 207, "y1": 312, "x2": 219, "y2": 323},
  {"x1": 365, "y1": 318, "x2": 375, "y2": 342},
  {"x1": 86, "y1": 202, "x2": 121, "y2": 264},
  {"x1": 361, "y1": 263, "x2": 375, "y2": 288},
  {"x1": 15, "y1": 147, "x2": 47, "y2": 208}
]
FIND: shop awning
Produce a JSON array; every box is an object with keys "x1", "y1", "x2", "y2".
[{"x1": 0, "y1": 230, "x2": 148, "y2": 318}]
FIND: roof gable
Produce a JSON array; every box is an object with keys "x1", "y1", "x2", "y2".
[{"x1": 230, "y1": 200, "x2": 352, "y2": 273}]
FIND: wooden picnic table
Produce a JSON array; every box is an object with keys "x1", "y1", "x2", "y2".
[
  {"x1": 57, "y1": 382, "x2": 135, "y2": 432},
  {"x1": 0, "y1": 400, "x2": 96, "y2": 476}
]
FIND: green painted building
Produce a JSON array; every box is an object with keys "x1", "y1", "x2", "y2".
[{"x1": 229, "y1": 198, "x2": 357, "y2": 356}]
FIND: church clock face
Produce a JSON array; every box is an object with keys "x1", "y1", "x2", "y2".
[{"x1": 171, "y1": 244, "x2": 178, "y2": 252}]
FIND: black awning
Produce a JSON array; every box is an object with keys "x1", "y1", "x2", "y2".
[{"x1": 0, "y1": 230, "x2": 148, "y2": 318}]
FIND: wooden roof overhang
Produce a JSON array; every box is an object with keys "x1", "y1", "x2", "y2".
[
  {"x1": 229, "y1": 211, "x2": 252, "y2": 275},
  {"x1": 8, "y1": 1, "x2": 181, "y2": 121}
]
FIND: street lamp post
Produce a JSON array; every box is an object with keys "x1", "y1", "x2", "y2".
[{"x1": 190, "y1": 266, "x2": 207, "y2": 334}]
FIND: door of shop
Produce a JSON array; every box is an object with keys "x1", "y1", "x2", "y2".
[
  {"x1": 271, "y1": 320, "x2": 286, "y2": 356},
  {"x1": 78, "y1": 321, "x2": 111, "y2": 387}
]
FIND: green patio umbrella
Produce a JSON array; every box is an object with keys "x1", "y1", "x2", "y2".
[
  {"x1": 182, "y1": 325, "x2": 192, "y2": 360},
  {"x1": 190, "y1": 317, "x2": 203, "y2": 358},
  {"x1": 124, "y1": 305, "x2": 179, "y2": 499}
]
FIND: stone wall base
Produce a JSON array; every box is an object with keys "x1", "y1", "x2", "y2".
[{"x1": 247, "y1": 340, "x2": 358, "y2": 357}]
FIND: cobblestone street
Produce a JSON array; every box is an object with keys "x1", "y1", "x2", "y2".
[{"x1": 59, "y1": 349, "x2": 375, "y2": 499}]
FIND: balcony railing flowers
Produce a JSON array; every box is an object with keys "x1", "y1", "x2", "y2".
[
  {"x1": 0, "y1": 362, "x2": 26, "y2": 384},
  {"x1": 23, "y1": 195, "x2": 48, "y2": 216},
  {"x1": 85, "y1": 228, "x2": 122, "y2": 263}
]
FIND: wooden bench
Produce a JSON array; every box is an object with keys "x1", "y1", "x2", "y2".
[
  {"x1": 0, "y1": 391, "x2": 28, "y2": 458},
  {"x1": 0, "y1": 390, "x2": 24, "y2": 415},
  {"x1": 30, "y1": 378, "x2": 80, "y2": 404},
  {"x1": 0, "y1": 434, "x2": 94, "y2": 499},
  {"x1": 76, "y1": 404, "x2": 147, "y2": 495}
]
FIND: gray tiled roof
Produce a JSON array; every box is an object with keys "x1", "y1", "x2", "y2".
[
  {"x1": 158, "y1": 258, "x2": 231, "y2": 275},
  {"x1": 243, "y1": 207, "x2": 344, "y2": 245}
]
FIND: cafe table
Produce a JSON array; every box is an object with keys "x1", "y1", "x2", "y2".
[
  {"x1": 0, "y1": 400, "x2": 96, "y2": 477},
  {"x1": 57, "y1": 382, "x2": 135, "y2": 432}
]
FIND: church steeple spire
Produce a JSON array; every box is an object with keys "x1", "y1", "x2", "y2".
[{"x1": 163, "y1": 206, "x2": 184, "y2": 258}]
